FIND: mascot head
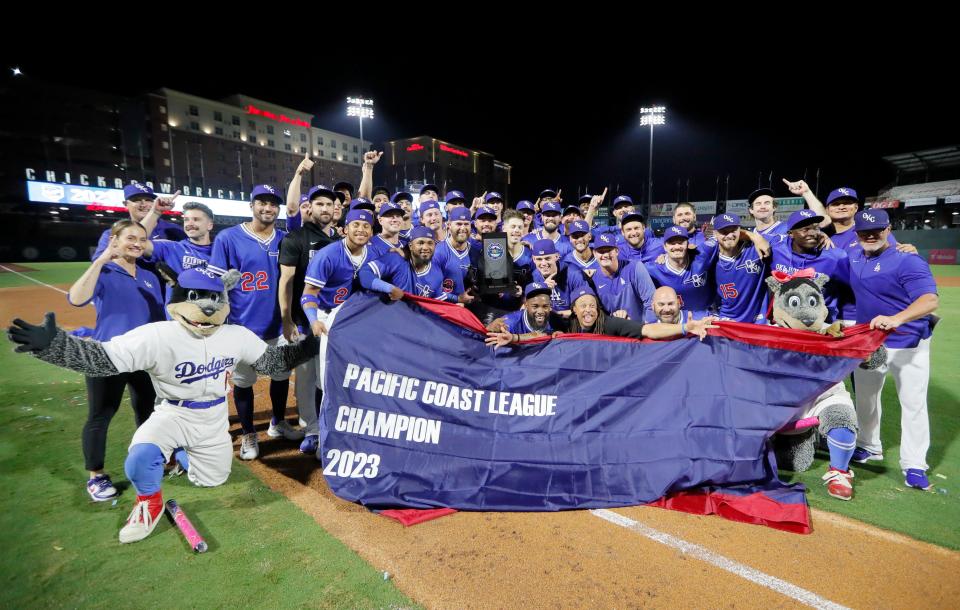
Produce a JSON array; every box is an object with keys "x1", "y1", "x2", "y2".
[
  {"x1": 158, "y1": 263, "x2": 240, "y2": 337},
  {"x1": 765, "y1": 269, "x2": 830, "y2": 331}
]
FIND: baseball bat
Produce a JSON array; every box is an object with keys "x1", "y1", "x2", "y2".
[{"x1": 165, "y1": 499, "x2": 208, "y2": 553}]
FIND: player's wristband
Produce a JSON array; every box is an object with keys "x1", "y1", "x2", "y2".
[
  {"x1": 680, "y1": 310, "x2": 687, "y2": 336},
  {"x1": 371, "y1": 278, "x2": 395, "y2": 295},
  {"x1": 304, "y1": 307, "x2": 319, "y2": 324},
  {"x1": 300, "y1": 294, "x2": 319, "y2": 309}
]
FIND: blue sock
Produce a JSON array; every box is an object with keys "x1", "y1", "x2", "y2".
[
  {"x1": 827, "y1": 427, "x2": 856, "y2": 471},
  {"x1": 173, "y1": 447, "x2": 189, "y2": 471},
  {"x1": 125, "y1": 443, "x2": 166, "y2": 495},
  {"x1": 234, "y1": 386, "x2": 255, "y2": 433}
]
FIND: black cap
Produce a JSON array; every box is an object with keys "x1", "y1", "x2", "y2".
[{"x1": 747, "y1": 188, "x2": 776, "y2": 206}]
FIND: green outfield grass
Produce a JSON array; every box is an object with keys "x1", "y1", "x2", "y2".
[
  {"x1": 0, "y1": 276, "x2": 417, "y2": 607},
  {"x1": 0, "y1": 262, "x2": 92, "y2": 289}
]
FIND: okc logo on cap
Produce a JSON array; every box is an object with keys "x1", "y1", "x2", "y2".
[
  {"x1": 862, "y1": 212, "x2": 876, "y2": 223},
  {"x1": 198, "y1": 268, "x2": 217, "y2": 279},
  {"x1": 723, "y1": 215, "x2": 733, "y2": 222},
  {"x1": 135, "y1": 183, "x2": 148, "y2": 192},
  {"x1": 800, "y1": 210, "x2": 813, "y2": 217},
  {"x1": 598, "y1": 233, "x2": 614, "y2": 245},
  {"x1": 669, "y1": 227, "x2": 683, "y2": 236},
  {"x1": 839, "y1": 188, "x2": 851, "y2": 196},
  {"x1": 487, "y1": 243, "x2": 504, "y2": 260},
  {"x1": 262, "y1": 185, "x2": 275, "y2": 193}
]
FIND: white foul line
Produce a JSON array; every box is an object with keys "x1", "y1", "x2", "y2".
[
  {"x1": 0, "y1": 265, "x2": 68, "y2": 295},
  {"x1": 590, "y1": 509, "x2": 850, "y2": 610}
]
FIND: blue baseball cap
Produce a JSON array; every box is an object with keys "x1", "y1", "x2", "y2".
[
  {"x1": 516, "y1": 200, "x2": 535, "y2": 212},
  {"x1": 307, "y1": 184, "x2": 337, "y2": 202},
  {"x1": 474, "y1": 206, "x2": 498, "y2": 219},
  {"x1": 420, "y1": 184, "x2": 440, "y2": 195},
  {"x1": 485, "y1": 192, "x2": 504, "y2": 203},
  {"x1": 854, "y1": 209, "x2": 890, "y2": 231},
  {"x1": 541, "y1": 202, "x2": 562, "y2": 215},
  {"x1": 578, "y1": 194, "x2": 592, "y2": 204},
  {"x1": 620, "y1": 212, "x2": 645, "y2": 226},
  {"x1": 123, "y1": 182, "x2": 156, "y2": 200},
  {"x1": 344, "y1": 209, "x2": 373, "y2": 225},
  {"x1": 594, "y1": 232, "x2": 618, "y2": 249},
  {"x1": 787, "y1": 209, "x2": 824, "y2": 231},
  {"x1": 713, "y1": 213, "x2": 741, "y2": 231},
  {"x1": 333, "y1": 181, "x2": 354, "y2": 195},
  {"x1": 178, "y1": 267, "x2": 224, "y2": 292},
  {"x1": 251, "y1": 184, "x2": 283, "y2": 204},
  {"x1": 612, "y1": 195, "x2": 634, "y2": 208},
  {"x1": 409, "y1": 225, "x2": 436, "y2": 241},
  {"x1": 298, "y1": 194, "x2": 310, "y2": 204},
  {"x1": 448, "y1": 207, "x2": 472, "y2": 222},
  {"x1": 568, "y1": 220, "x2": 591, "y2": 236},
  {"x1": 663, "y1": 225, "x2": 689, "y2": 241},
  {"x1": 445, "y1": 190, "x2": 466, "y2": 203},
  {"x1": 538, "y1": 188, "x2": 557, "y2": 199},
  {"x1": 826, "y1": 187, "x2": 859, "y2": 205},
  {"x1": 524, "y1": 282, "x2": 551, "y2": 299},
  {"x1": 572, "y1": 287, "x2": 598, "y2": 305},
  {"x1": 378, "y1": 202, "x2": 404, "y2": 217},
  {"x1": 532, "y1": 239, "x2": 558, "y2": 256},
  {"x1": 419, "y1": 200, "x2": 441, "y2": 215},
  {"x1": 349, "y1": 197, "x2": 375, "y2": 211},
  {"x1": 562, "y1": 205, "x2": 583, "y2": 216},
  {"x1": 391, "y1": 191, "x2": 413, "y2": 204}
]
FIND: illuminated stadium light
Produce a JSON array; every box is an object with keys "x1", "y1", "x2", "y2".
[
  {"x1": 346, "y1": 97, "x2": 374, "y2": 157},
  {"x1": 640, "y1": 106, "x2": 667, "y2": 209}
]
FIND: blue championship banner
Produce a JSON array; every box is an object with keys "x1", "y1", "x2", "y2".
[{"x1": 319, "y1": 292, "x2": 883, "y2": 513}]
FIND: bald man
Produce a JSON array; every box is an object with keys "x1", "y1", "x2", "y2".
[{"x1": 652, "y1": 286, "x2": 682, "y2": 324}]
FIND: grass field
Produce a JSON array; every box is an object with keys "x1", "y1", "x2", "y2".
[{"x1": 0, "y1": 262, "x2": 957, "y2": 607}]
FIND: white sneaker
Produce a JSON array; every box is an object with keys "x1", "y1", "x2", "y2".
[
  {"x1": 87, "y1": 474, "x2": 118, "y2": 502},
  {"x1": 119, "y1": 500, "x2": 162, "y2": 544},
  {"x1": 239, "y1": 433, "x2": 259, "y2": 460},
  {"x1": 267, "y1": 419, "x2": 305, "y2": 441}
]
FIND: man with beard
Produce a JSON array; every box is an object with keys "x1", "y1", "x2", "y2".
[
  {"x1": 486, "y1": 282, "x2": 555, "y2": 337},
  {"x1": 278, "y1": 184, "x2": 341, "y2": 453},
  {"x1": 652, "y1": 286, "x2": 682, "y2": 324},
  {"x1": 209, "y1": 185, "x2": 302, "y2": 460},
  {"x1": 847, "y1": 209, "x2": 939, "y2": 491},
  {"x1": 568, "y1": 233, "x2": 654, "y2": 321},
  {"x1": 522, "y1": 202, "x2": 572, "y2": 257},
  {"x1": 616, "y1": 212, "x2": 662, "y2": 264},
  {"x1": 531, "y1": 240, "x2": 575, "y2": 316},
  {"x1": 711, "y1": 213, "x2": 771, "y2": 323},
  {"x1": 359, "y1": 226, "x2": 457, "y2": 302},
  {"x1": 562, "y1": 220, "x2": 598, "y2": 272},
  {"x1": 433, "y1": 206, "x2": 478, "y2": 301},
  {"x1": 672, "y1": 202, "x2": 709, "y2": 248},
  {"x1": 644, "y1": 225, "x2": 721, "y2": 320},
  {"x1": 769, "y1": 209, "x2": 851, "y2": 322},
  {"x1": 140, "y1": 201, "x2": 216, "y2": 310},
  {"x1": 474, "y1": 211, "x2": 533, "y2": 314},
  {"x1": 586, "y1": 191, "x2": 637, "y2": 246}
]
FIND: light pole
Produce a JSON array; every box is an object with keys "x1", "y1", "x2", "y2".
[
  {"x1": 347, "y1": 97, "x2": 374, "y2": 154},
  {"x1": 640, "y1": 106, "x2": 666, "y2": 214}
]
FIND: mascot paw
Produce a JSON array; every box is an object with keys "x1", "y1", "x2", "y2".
[
  {"x1": 773, "y1": 429, "x2": 816, "y2": 472},
  {"x1": 860, "y1": 345, "x2": 888, "y2": 370},
  {"x1": 8, "y1": 312, "x2": 58, "y2": 353},
  {"x1": 819, "y1": 321, "x2": 844, "y2": 337}
]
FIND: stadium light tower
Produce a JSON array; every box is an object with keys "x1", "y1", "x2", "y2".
[
  {"x1": 640, "y1": 105, "x2": 666, "y2": 211},
  {"x1": 346, "y1": 97, "x2": 374, "y2": 153}
]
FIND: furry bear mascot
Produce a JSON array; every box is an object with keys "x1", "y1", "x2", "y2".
[{"x1": 7, "y1": 265, "x2": 318, "y2": 543}]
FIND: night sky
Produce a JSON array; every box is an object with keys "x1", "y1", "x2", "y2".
[{"x1": 8, "y1": 39, "x2": 955, "y2": 205}]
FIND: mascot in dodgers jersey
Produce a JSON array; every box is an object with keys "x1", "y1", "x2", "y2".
[{"x1": 7, "y1": 264, "x2": 318, "y2": 543}]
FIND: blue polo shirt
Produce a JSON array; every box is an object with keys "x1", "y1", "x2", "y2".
[{"x1": 70, "y1": 262, "x2": 165, "y2": 342}]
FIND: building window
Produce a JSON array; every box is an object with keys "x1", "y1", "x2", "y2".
[
  {"x1": 353, "y1": 156, "x2": 359, "y2": 164},
  {"x1": 161, "y1": 124, "x2": 167, "y2": 132},
  {"x1": 300, "y1": 133, "x2": 307, "y2": 142},
  {"x1": 317, "y1": 136, "x2": 324, "y2": 145},
  {"x1": 232, "y1": 115, "x2": 240, "y2": 126},
  {"x1": 300, "y1": 146, "x2": 307, "y2": 154},
  {"x1": 319, "y1": 150, "x2": 324, "y2": 158},
  {"x1": 215, "y1": 126, "x2": 224, "y2": 136},
  {"x1": 284, "y1": 143, "x2": 292, "y2": 151},
  {"x1": 163, "y1": 159, "x2": 170, "y2": 167},
  {"x1": 214, "y1": 111, "x2": 223, "y2": 122},
  {"x1": 161, "y1": 141, "x2": 169, "y2": 149},
  {"x1": 190, "y1": 121, "x2": 200, "y2": 131},
  {"x1": 233, "y1": 130, "x2": 241, "y2": 139},
  {"x1": 159, "y1": 105, "x2": 167, "y2": 114},
  {"x1": 248, "y1": 132, "x2": 256, "y2": 141},
  {"x1": 267, "y1": 139, "x2": 275, "y2": 147},
  {"x1": 266, "y1": 125, "x2": 274, "y2": 135},
  {"x1": 330, "y1": 139, "x2": 336, "y2": 148},
  {"x1": 342, "y1": 142, "x2": 347, "y2": 151},
  {"x1": 353, "y1": 144, "x2": 358, "y2": 152},
  {"x1": 189, "y1": 105, "x2": 199, "y2": 116},
  {"x1": 248, "y1": 120, "x2": 256, "y2": 129}
]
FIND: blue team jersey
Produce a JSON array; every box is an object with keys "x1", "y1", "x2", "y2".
[
  {"x1": 715, "y1": 244, "x2": 769, "y2": 323},
  {"x1": 617, "y1": 235, "x2": 663, "y2": 264},
  {"x1": 532, "y1": 267, "x2": 576, "y2": 311},
  {"x1": 367, "y1": 234, "x2": 404, "y2": 261},
  {"x1": 770, "y1": 236, "x2": 850, "y2": 322},
  {"x1": 645, "y1": 242, "x2": 719, "y2": 318},
  {"x1": 848, "y1": 246, "x2": 937, "y2": 348},
  {"x1": 567, "y1": 262, "x2": 643, "y2": 317},
  {"x1": 434, "y1": 239, "x2": 476, "y2": 295},
  {"x1": 563, "y1": 250, "x2": 599, "y2": 272},
  {"x1": 286, "y1": 211, "x2": 302, "y2": 232},
  {"x1": 502, "y1": 309, "x2": 553, "y2": 334},
  {"x1": 360, "y1": 252, "x2": 456, "y2": 301},
  {"x1": 755, "y1": 221, "x2": 789, "y2": 237},
  {"x1": 70, "y1": 262, "x2": 165, "y2": 342},
  {"x1": 522, "y1": 229, "x2": 572, "y2": 258},
  {"x1": 208, "y1": 223, "x2": 285, "y2": 340},
  {"x1": 149, "y1": 238, "x2": 213, "y2": 311},
  {"x1": 304, "y1": 240, "x2": 371, "y2": 310}
]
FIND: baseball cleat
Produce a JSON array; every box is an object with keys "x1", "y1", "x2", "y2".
[
  {"x1": 267, "y1": 418, "x2": 305, "y2": 441},
  {"x1": 119, "y1": 496, "x2": 163, "y2": 544},
  {"x1": 87, "y1": 474, "x2": 119, "y2": 502},
  {"x1": 851, "y1": 447, "x2": 883, "y2": 464},
  {"x1": 903, "y1": 469, "x2": 931, "y2": 490},
  {"x1": 299, "y1": 434, "x2": 319, "y2": 454},
  {"x1": 822, "y1": 468, "x2": 854, "y2": 500},
  {"x1": 239, "y1": 433, "x2": 259, "y2": 460}
]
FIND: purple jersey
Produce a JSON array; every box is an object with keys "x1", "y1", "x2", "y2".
[
  {"x1": 617, "y1": 235, "x2": 663, "y2": 265},
  {"x1": 304, "y1": 240, "x2": 371, "y2": 310},
  {"x1": 359, "y1": 252, "x2": 457, "y2": 301},
  {"x1": 715, "y1": 244, "x2": 769, "y2": 323},
  {"x1": 532, "y1": 266, "x2": 576, "y2": 311},
  {"x1": 522, "y1": 229, "x2": 572, "y2": 258},
  {"x1": 848, "y1": 246, "x2": 937, "y2": 348},
  {"x1": 367, "y1": 234, "x2": 404, "y2": 261},
  {"x1": 286, "y1": 211, "x2": 302, "y2": 232},
  {"x1": 502, "y1": 309, "x2": 554, "y2": 335},
  {"x1": 754, "y1": 221, "x2": 789, "y2": 237},
  {"x1": 208, "y1": 224, "x2": 285, "y2": 340},
  {"x1": 567, "y1": 261, "x2": 641, "y2": 317},
  {"x1": 148, "y1": 238, "x2": 213, "y2": 312},
  {"x1": 434, "y1": 238, "x2": 476, "y2": 295},
  {"x1": 70, "y1": 263, "x2": 165, "y2": 342},
  {"x1": 563, "y1": 250, "x2": 599, "y2": 273},
  {"x1": 645, "y1": 242, "x2": 718, "y2": 318},
  {"x1": 770, "y1": 236, "x2": 850, "y2": 322},
  {"x1": 93, "y1": 218, "x2": 186, "y2": 260}
]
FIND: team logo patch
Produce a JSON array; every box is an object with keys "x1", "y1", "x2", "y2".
[
  {"x1": 800, "y1": 210, "x2": 813, "y2": 218},
  {"x1": 862, "y1": 213, "x2": 876, "y2": 223},
  {"x1": 874, "y1": 263, "x2": 881, "y2": 272},
  {"x1": 684, "y1": 273, "x2": 707, "y2": 288},
  {"x1": 839, "y1": 188, "x2": 851, "y2": 196},
  {"x1": 737, "y1": 258, "x2": 763, "y2": 274},
  {"x1": 487, "y1": 243, "x2": 504, "y2": 260}
]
